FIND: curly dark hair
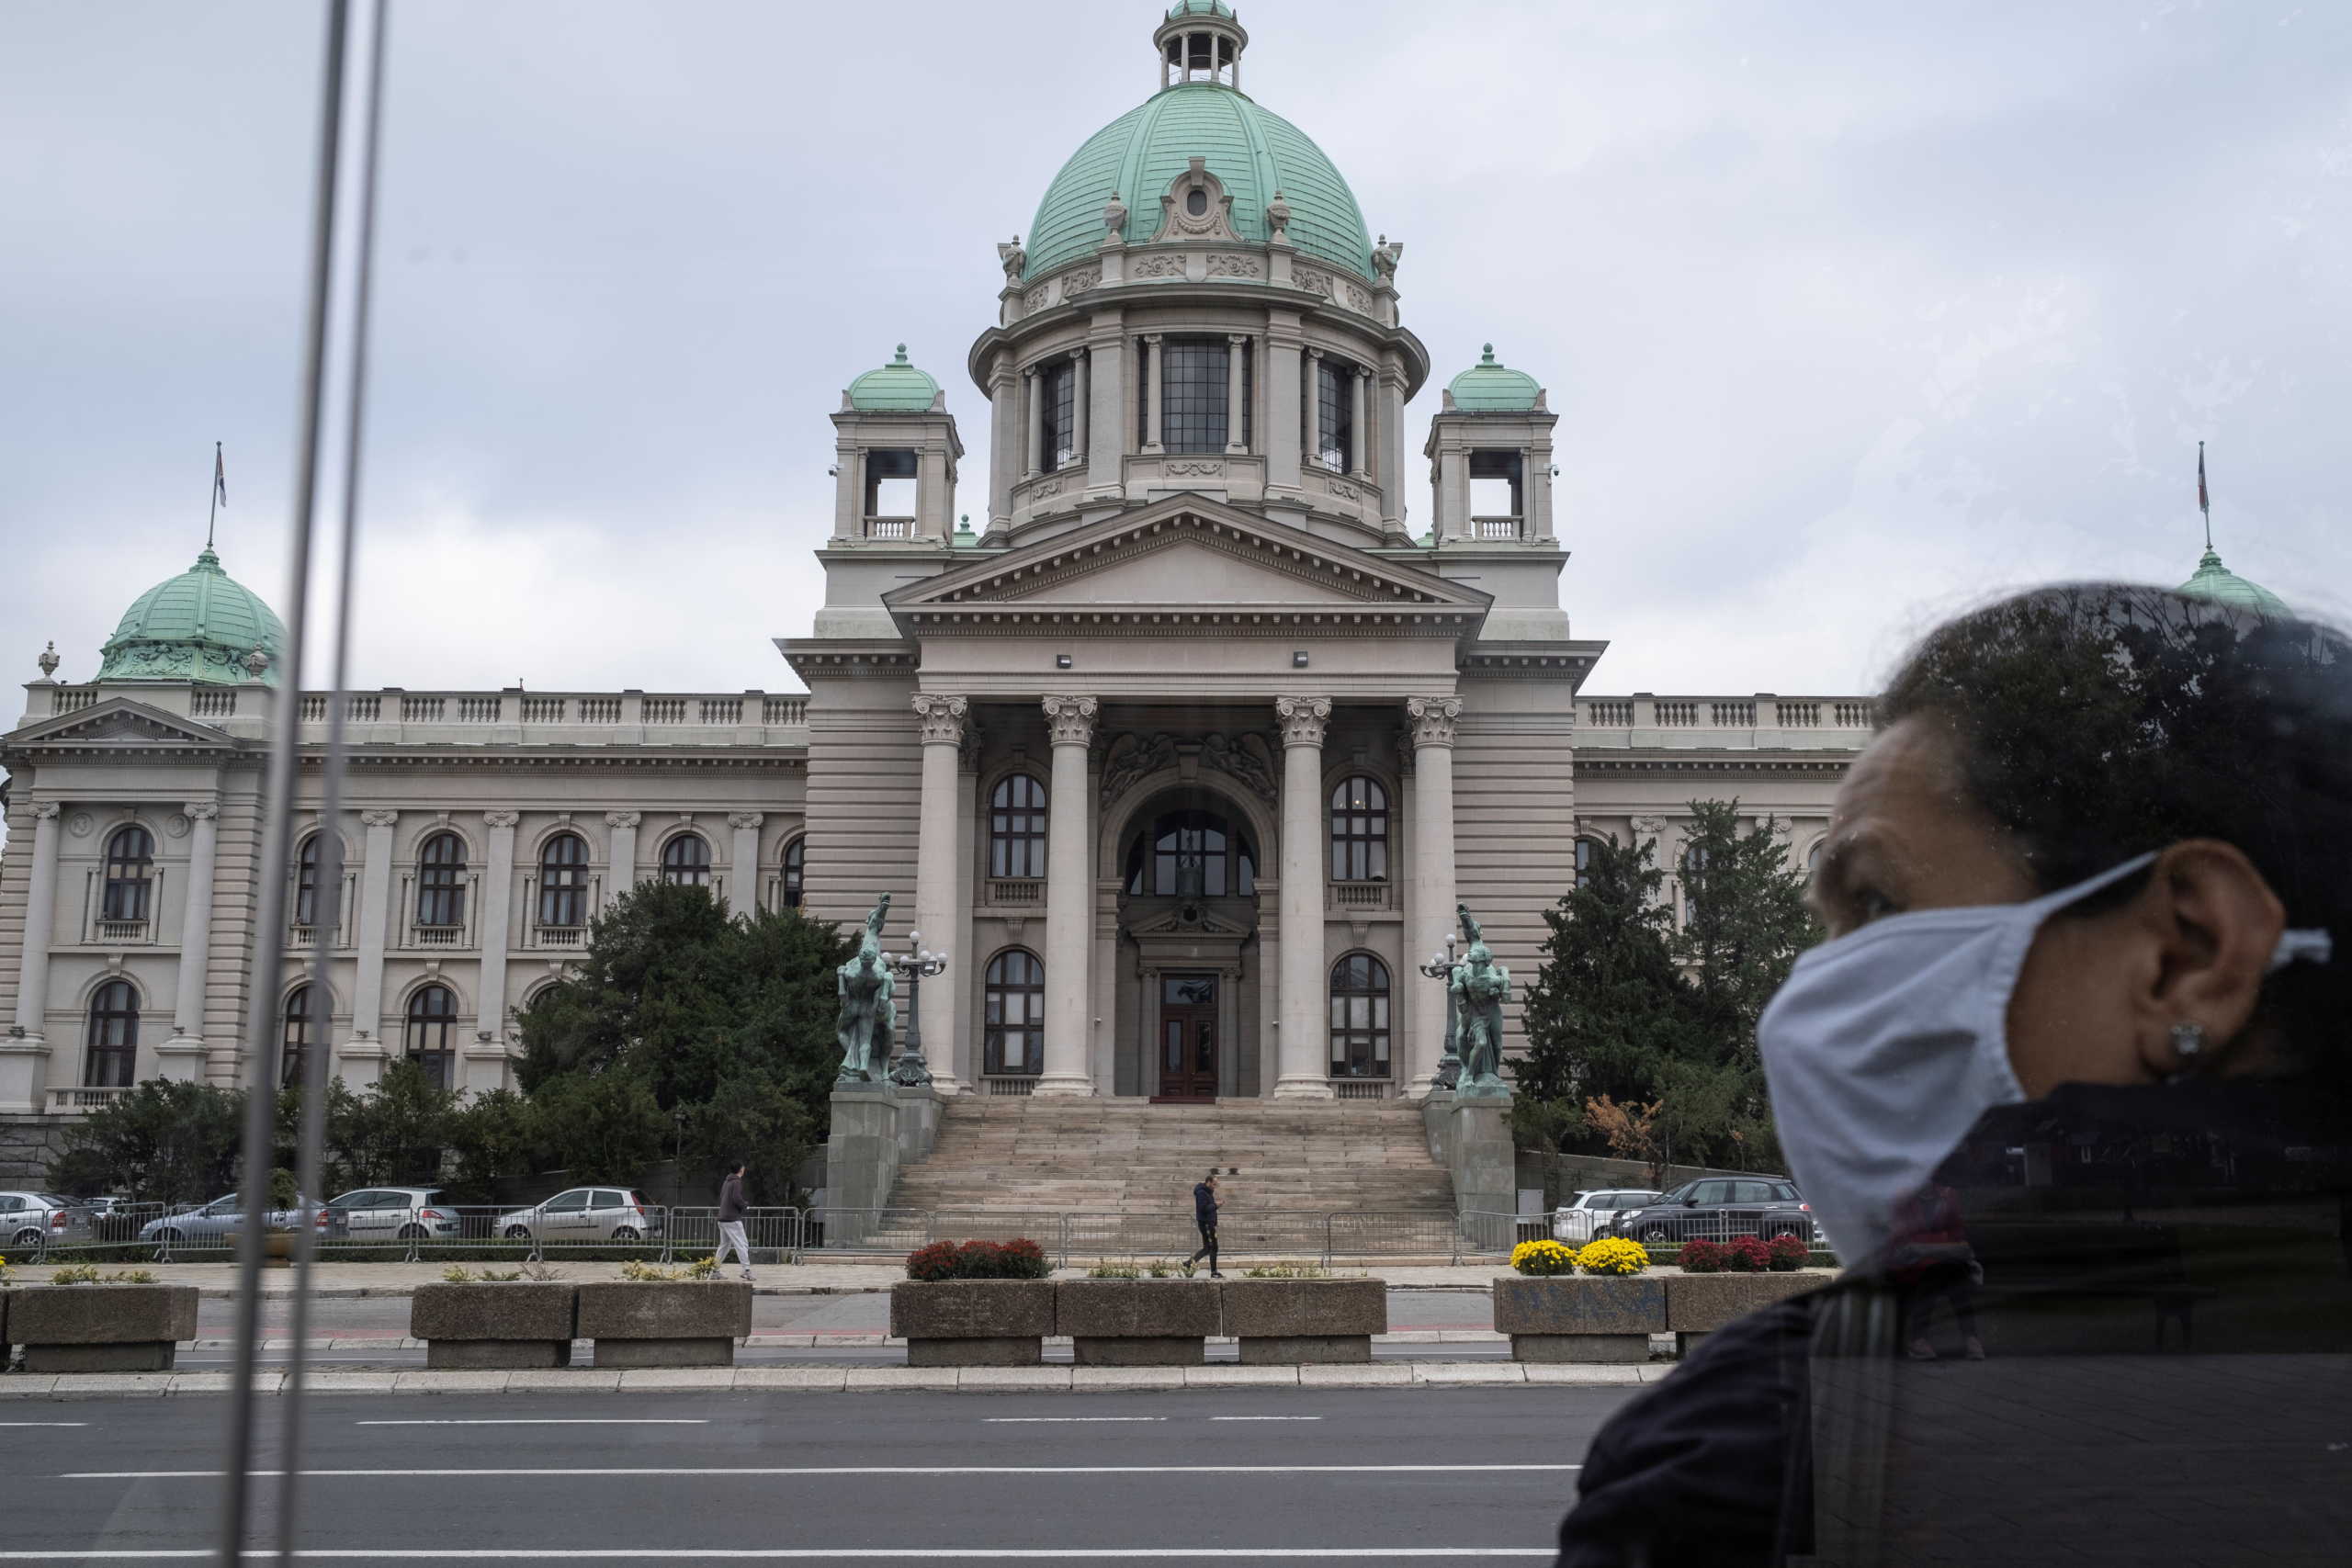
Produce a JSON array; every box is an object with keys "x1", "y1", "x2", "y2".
[{"x1": 1880, "y1": 583, "x2": 2350, "y2": 1070}]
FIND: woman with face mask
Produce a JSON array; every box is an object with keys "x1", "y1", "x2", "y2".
[{"x1": 1556, "y1": 582, "x2": 2352, "y2": 1567}]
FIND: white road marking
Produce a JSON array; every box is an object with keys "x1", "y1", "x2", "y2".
[
  {"x1": 356, "y1": 1420, "x2": 710, "y2": 1427},
  {"x1": 0, "y1": 1422, "x2": 88, "y2": 1427},
  {"x1": 981, "y1": 1416, "x2": 1165, "y2": 1424},
  {"x1": 0, "y1": 1552, "x2": 1557, "y2": 1561},
  {"x1": 1208, "y1": 1416, "x2": 1320, "y2": 1422},
  {"x1": 62, "y1": 1463, "x2": 1580, "y2": 1481}
]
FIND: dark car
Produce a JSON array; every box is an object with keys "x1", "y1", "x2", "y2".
[{"x1": 1610, "y1": 1177, "x2": 1815, "y2": 1245}]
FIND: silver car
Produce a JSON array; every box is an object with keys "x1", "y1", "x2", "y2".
[
  {"x1": 319, "y1": 1187, "x2": 461, "y2": 1244},
  {"x1": 493, "y1": 1187, "x2": 662, "y2": 1244},
  {"x1": 138, "y1": 1193, "x2": 307, "y2": 1248},
  {"x1": 0, "y1": 1190, "x2": 96, "y2": 1255},
  {"x1": 1552, "y1": 1189, "x2": 1666, "y2": 1244}
]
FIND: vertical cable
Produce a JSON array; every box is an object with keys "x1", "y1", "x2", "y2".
[
  {"x1": 273, "y1": 1, "x2": 388, "y2": 1559},
  {"x1": 217, "y1": 4, "x2": 350, "y2": 1562}
]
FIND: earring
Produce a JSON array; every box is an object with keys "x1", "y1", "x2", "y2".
[{"x1": 2169, "y1": 1021, "x2": 2207, "y2": 1060}]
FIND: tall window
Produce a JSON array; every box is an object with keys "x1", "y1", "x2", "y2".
[
  {"x1": 989, "y1": 774, "x2": 1048, "y2": 879},
  {"x1": 1573, "y1": 837, "x2": 1601, "y2": 889},
  {"x1": 1160, "y1": 338, "x2": 1229, "y2": 453},
  {"x1": 1329, "y1": 776, "x2": 1388, "y2": 882},
  {"x1": 294, "y1": 834, "x2": 323, "y2": 929},
  {"x1": 1314, "y1": 356, "x2": 1354, "y2": 470},
  {"x1": 282, "y1": 984, "x2": 319, "y2": 1089},
  {"x1": 660, "y1": 833, "x2": 710, "y2": 886},
  {"x1": 538, "y1": 832, "x2": 589, "y2": 928},
  {"x1": 85, "y1": 979, "x2": 139, "y2": 1088},
  {"x1": 1038, "y1": 359, "x2": 1076, "y2": 469},
  {"x1": 781, "y1": 838, "x2": 805, "y2": 908},
  {"x1": 1125, "y1": 810, "x2": 1256, "y2": 897},
  {"x1": 101, "y1": 825, "x2": 154, "y2": 922},
  {"x1": 1680, "y1": 845, "x2": 1709, "y2": 929},
  {"x1": 415, "y1": 831, "x2": 467, "y2": 928},
  {"x1": 405, "y1": 984, "x2": 458, "y2": 1089},
  {"x1": 1469, "y1": 450, "x2": 1523, "y2": 525},
  {"x1": 864, "y1": 448, "x2": 917, "y2": 521},
  {"x1": 1328, "y1": 953, "x2": 1391, "y2": 1078},
  {"x1": 983, "y1": 950, "x2": 1046, "y2": 1076}
]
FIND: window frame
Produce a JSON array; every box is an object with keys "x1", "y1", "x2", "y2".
[
  {"x1": 1328, "y1": 775, "x2": 1390, "y2": 883},
  {"x1": 1314, "y1": 355, "x2": 1355, "y2": 471},
  {"x1": 84, "y1": 978, "x2": 140, "y2": 1089},
  {"x1": 1038, "y1": 359, "x2": 1076, "y2": 470},
  {"x1": 415, "y1": 831, "x2": 468, "y2": 929},
  {"x1": 1159, "y1": 337, "x2": 1231, "y2": 454},
  {"x1": 659, "y1": 832, "x2": 711, "y2": 887},
  {"x1": 281, "y1": 983, "x2": 319, "y2": 1089},
  {"x1": 294, "y1": 833, "x2": 322, "y2": 929},
  {"x1": 403, "y1": 984, "x2": 458, "y2": 1090},
  {"x1": 781, "y1": 837, "x2": 805, "y2": 908},
  {"x1": 537, "y1": 831, "x2": 590, "y2": 929},
  {"x1": 1125, "y1": 809, "x2": 1256, "y2": 897},
  {"x1": 988, "y1": 773, "x2": 1049, "y2": 880},
  {"x1": 1327, "y1": 952, "x2": 1392, "y2": 1079},
  {"x1": 100, "y1": 825, "x2": 154, "y2": 923},
  {"x1": 982, "y1": 948, "x2": 1046, "y2": 1077}
]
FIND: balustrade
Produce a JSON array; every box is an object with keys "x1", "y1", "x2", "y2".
[{"x1": 191, "y1": 690, "x2": 238, "y2": 717}]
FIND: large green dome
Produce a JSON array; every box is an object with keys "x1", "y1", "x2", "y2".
[
  {"x1": 1024, "y1": 82, "x2": 1373, "y2": 283},
  {"x1": 2177, "y1": 546, "x2": 2289, "y2": 618},
  {"x1": 96, "y1": 546, "x2": 287, "y2": 686}
]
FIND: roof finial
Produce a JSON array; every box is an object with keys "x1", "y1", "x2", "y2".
[
  {"x1": 36, "y1": 641, "x2": 59, "y2": 681},
  {"x1": 894, "y1": 343, "x2": 910, "y2": 363},
  {"x1": 207, "y1": 440, "x2": 226, "y2": 552},
  {"x1": 1481, "y1": 344, "x2": 1497, "y2": 364},
  {"x1": 2198, "y1": 439, "x2": 2212, "y2": 553}
]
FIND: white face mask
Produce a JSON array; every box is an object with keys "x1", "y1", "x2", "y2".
[{"x1": 1758, "y1": 852, "x2": 2332, "y2": 1266}]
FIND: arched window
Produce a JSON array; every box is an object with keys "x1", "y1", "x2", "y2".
[
  {"x1": 781, "y1": 838, "x2": 805, "y2": 908},
  {"x1": 85, "y1": 979, "x2": 140, "y2": 1088},
  {"x1": 1328, "y1": 953, "x2": 1391, "y2": 1079},
  {"x1": 101, "y1": 825, "x2": 154, "y2": 923},
  {"x1": 983, "y1": 950, "x2": 1046, "y2": 1076},
  {"x1": 404, "y1": 984, "x2": 458, "y2": 1090},
  {"x1": 537, "y1": 832, "x2": 589, "y2": 929},
  {"x1": 989, "y1": 774, "x2": 1048, "y2": 880},
  {"x1": 1124, "y1": 810, "x2": 1257, "y2": 897},
  {"x1": 1328, "y1": 776, "x2": 1388, "y2": 883},
  {"x1": 1573, "y1": 837, "x2": 1602, "y2": 890},
  {"x1": 294, "y1": 834, "x2": 322, "y2": 929},
  {"x1": 282, "y1": 983, "x2": 319, "y2": 1089},
  {"x1": 1806, "y1": 838, "x2": 1826, "y2": 875},
  {"x1": 415, "y1": 831, "x2": 468, "y2": 929},
  {"x1": 660, "y1": 833, "x2": 710, "y2": 886}
]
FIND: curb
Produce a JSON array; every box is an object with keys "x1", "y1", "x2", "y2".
[
  {"x1": 182, "y1": 1330, "x2": 1512, "y2": 1351},
  {"x1": 0, "y1": 1360, "x2": 1663, "y2": 1398}
]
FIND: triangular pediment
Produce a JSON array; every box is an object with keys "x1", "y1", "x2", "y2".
[
  {"x1": 4, "y1": 696, "x2": 239, "y2": 753},
  {"x1": 885, "y1": 495, "x2": 1490, "y2": 635},
  {"x1": 1126, "y1": 900, "x2": 1255, "y2": 940}
]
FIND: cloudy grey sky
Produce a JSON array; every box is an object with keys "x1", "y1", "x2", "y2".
[{"x1": 3, "y1": 0, "x2": 2346, "y2": 702}]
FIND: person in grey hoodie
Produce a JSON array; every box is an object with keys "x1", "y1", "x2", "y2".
[{"x1": 715, "y1": 1162, "x2": 752, "y2": 1282}]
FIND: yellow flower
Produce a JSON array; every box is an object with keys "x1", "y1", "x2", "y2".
[{"x1": 1573, "y1": 1237, "x2": 1649, "y2": 1277}]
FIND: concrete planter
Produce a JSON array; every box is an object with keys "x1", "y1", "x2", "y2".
[
  {"x1": 1219, "y1": 1278, "x2": 1386, "y2": 1364},
  {"x1": 1057, "y1": 1279, "x2": 1221, "y2": 1366},
  {"x1": 410, "y1": 1281, "x2": 580, "y2": 1370},
  {"x1": 1666, "y1": 1269, "x2": 1824, "y2": 1355},
  {"x1": 889, "y1": 1280, "x2": 1057, "y2": 1367},
  {"x1": 6, "y1": 1284, "x2": 199, "y2": 1372},
  {"x1": 576, "y1": 1280, "x2": 752, "y2": 1368},
  {"x1": 1492, "y1": 1274, "x2": 1666, "y2": 1363}
]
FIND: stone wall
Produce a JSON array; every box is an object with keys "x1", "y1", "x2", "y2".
[{"x1": 0, "y1": 1112, "x2": 70, "y2": 1186}]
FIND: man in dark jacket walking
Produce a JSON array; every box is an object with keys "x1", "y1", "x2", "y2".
[
  {"x1": 715, "y1": 1162, "x2": 752, "y2": 1282},
  {"x1": 1186, "y1": 1171, "x2": 1222, "y2": 1278}
]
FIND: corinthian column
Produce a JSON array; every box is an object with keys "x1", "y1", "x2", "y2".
[
  {"x1": 474, "y1": 810, "x2": 520, "y2": 1088},
  {"x1": 1037, "y1": 694, "x2": 1099, "y2": 1096},
  {"x1": 1405, "y1": 697, "x2": 1460, "y2": 1093},
  {"x1": 12, "y1": 803, "x2": 63, "y2": 1043},
  {"x1": 912, "y1": 694, "x2": 969, "y2": 1092},
  {"x1": 1274, "y1": 695, "x2": 1333, "y2": 1099},
  {"x1": 165, "y1": 803, "x2": 221, "y2": 1073},
  {"x1": 728, "y1": 812, "x2": 764, "y2": 915}
]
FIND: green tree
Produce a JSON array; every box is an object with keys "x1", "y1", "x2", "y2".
[
  {"x1": 1674, "y1": 799, "x2": 1817, "y2": 1071},
  {"x1": 443, "y1": 1088, "x2": 536, "y2": 1204},
  {"x1": 324, "y1": 1063, "x2": 459, "y2": 1188},
  {"x1": 49, "y1": 1080, "x2": 246, "y2": 1203}
]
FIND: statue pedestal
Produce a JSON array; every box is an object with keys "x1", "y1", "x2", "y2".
[
  {"x1": 824, "y1": 1080, "x2": 902, "y2": 1247},
  {"x1": 1445, "y1": 1090, "x2": 1516, "y2": 1239}
]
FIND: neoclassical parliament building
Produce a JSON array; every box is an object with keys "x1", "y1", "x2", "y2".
[{"x1": 0, "y1": 4, "x2": 1880, "y2": 1171}]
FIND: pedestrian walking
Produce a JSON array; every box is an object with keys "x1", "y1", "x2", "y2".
[
  {"x1": 715, "y1": 1161, "x2": 753, "y2": 1282},
  {"x1": 1185, "y1": 1170, "x2": 1222, "y2": 1278}
]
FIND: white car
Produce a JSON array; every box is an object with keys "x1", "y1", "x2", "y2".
[{"x1": 1551, "y1": 1189, "x2": 1665, "y2": 1244}]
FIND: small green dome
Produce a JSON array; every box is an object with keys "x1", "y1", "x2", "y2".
[
  {"x1": 1025, "y1": 83, "x2": 1373, "y2": 282},
  {"x1": 847, "y1": 345, "x2": 940, "y2": 412},
  {"x1": 1166, "y1": 0, "x2": 1236, "y2": 17},
  {"x1": 2177, "y1": 546, "x2": 2289, "y2": 618},
  {"x1": 1447, "y1": 344, "x2": 1542, "y2": 412},
  {"x1": 96, "y1": 546, "x2": 287, "y2": 687}
]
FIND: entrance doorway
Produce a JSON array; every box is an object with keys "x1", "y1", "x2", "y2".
[{"x1": 1157, "y1": 974, "x2": 1219, "y2": 1100}]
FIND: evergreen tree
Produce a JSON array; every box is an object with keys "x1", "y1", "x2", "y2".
[{"x1": 1674, "y1": 798, "x2": 1818, "y2": 1070}]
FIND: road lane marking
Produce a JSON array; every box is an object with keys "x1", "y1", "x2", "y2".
[
  {"x1": 1208, "y1": 1416, "x2": 1320, "y2": 1422},
  {"x1": 62, "y1": 1463, "x2": 1580, "y2": 1480},
  {"x1": 356, "y1": 1420, "x2": 710, "y2": 1427},
  {"x1": 981, "y1": 1417, "x2": 1165, "y2": 1424},
  {"x1": 0, "y1": 1551, "x2": 1559, "y2": 1561}
]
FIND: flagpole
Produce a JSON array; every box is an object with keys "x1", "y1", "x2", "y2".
[
  {"x1": 2199, "y1": 440, "x2": 2211, "y2": 551},
  {"x1": 208, "y1": 440, "x2": 221, "y2": 550}
]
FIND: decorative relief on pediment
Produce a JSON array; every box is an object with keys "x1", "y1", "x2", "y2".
[
  {"x1": 1130, "y1": 253, "x2": 1187, "y2": 280},
  {"x1": 1294, "y1": 265, "x2": 1335, "y2": 299},
  {"x1": 1163, "y1": 459, "x2": 1225, "y2": 478},
  {"x1": 1203, "y1": 731, "x2": 1279, "y2": 801},
  {"x1": 1099, "y1": 732, "x2": 1179, "y2": 809},
  {"x1": 1204, "y1": 253, "x2": 1262, "y2": 279}
]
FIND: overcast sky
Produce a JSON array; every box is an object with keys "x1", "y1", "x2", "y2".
[{"x1": 3, "y1": 0, "x2": 2346, "y2": 702}]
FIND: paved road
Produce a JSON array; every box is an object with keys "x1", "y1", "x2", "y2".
[{"x1": 20, "y1": 1385, "x2": 1623, "y2": 1560}]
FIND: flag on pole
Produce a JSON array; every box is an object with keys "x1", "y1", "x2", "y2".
[{"x1": 213, "y1": 443, "x2": 228, "y2": 510}]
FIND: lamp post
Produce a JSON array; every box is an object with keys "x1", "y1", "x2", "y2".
[
  {"x1": 886, "y1": 929, "x2": 950, "y2": 1088},
  {"x1": 1418, "y1": 932, "x2": 1462, "y2": 1091}
]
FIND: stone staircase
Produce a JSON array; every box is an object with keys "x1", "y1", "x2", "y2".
[{"x1": 887, "y1": 1097, "x2": 1456, "y2": 1219}]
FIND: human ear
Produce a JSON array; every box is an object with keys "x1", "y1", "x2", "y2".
[{"x1": 2132, "y1": 840, "x2": 2287, "y2": 1077}]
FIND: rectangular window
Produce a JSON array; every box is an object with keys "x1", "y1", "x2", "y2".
[
  {"x1": 1161, "y1": 339, "x2": 1229, "y2": 454},
  {"x1": 1039, "y1": 362, "x2": 1076, "y2": 469},
  {"x1": 1316, "y1": 357, "x2": 1354, "y2": 470},
  {"x1": 865, "y1": 448, "x2": 918, "y2": 521},
  {"x1": 1469, "y1": 449, "x2": 1522, "y2": 527}
]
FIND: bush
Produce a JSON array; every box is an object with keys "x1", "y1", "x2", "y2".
[
  {"x1": 1767, "y1": 1233, "x2": 1809, "y2": 1271},
  {"x1": 1573, "y1": 1237, "x2": 1650, "y2": 1277},
  {"x1": 1510, "y1": 1239, "x2": 1576, "y2": 1277},
  {"x1": 1678, "y1": 1238, "x2": 1726, "y2": 1273},
  {"x1": 903, "y1": 1237, "x2": 1052, "y2": 1280},
  {"x1": 1723, "y1": 1235, "x2": 1772, "y2": 1273},
  {"x1": 905, "y1": 1241, "x2": 962, "y2": 1281}
]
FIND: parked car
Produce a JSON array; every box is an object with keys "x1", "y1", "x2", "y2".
[
  {"x1": 493, "y1": 1187, "x2": 662, "y2": 1244},
  {"x1": 0, "y1": 1190, "x2": 95, "y2": 1254},
  {"x1": 138, "y1": 1193, "x2": 310, "y2": 1248},
  {"x1": 317, "y1": 1187, "x2": 460, "y2": 1244},
  {"x1": 1551, "y1": 1189, "x2": 1664, "y2": 1244},
  {"x1": 1611, "y1": 1178, "x2": 1815, "y2": 1244}
]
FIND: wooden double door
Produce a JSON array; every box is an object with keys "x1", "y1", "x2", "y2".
[{"x1": 1157, "y1": 973, "x2": 1220, "y2": 1100}]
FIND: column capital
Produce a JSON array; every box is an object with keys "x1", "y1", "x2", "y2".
[
  {"x1": 1227, "y1": 332, "x2": 1249, "y2": 344},
  {"x1": 360, "y1": 808, "x2": 400, "y2": 829},
  {"x1": 604, "y1": 810, "x2": 642, "y2": 829},
  {"x1": 1069, "y1": 345, "x2": 1087, "y2": 362},
  {"x1": 182, "y1": 801, "x2": 220, "y2": 821},
  {"x1": 912, "y1": 693, "x2": 970, "y2": 745},
  {"x1": 482, "y1": 809, "x2": 520, "y2": 830},
  {"x1": 1142, "y1": 332, "x2": 1164, "y2": 344},
  {"x1": 727, "y1": 811, "x2": 766, "y2": 830},
  {"x1": 1041, "y1": 694, "x2": 1100, "y2": 748},
  {"x1": 1630, "y1": 815, "x2": 1670, "y2": 840},
  {"x1": 1274, "y1": 695, "x2": 1332, "y2": 748},
  {"x1": 30, "y1": 802, "x2": 60, "y2": 822},
  {"x1": 1405, "y1": 696, "x2": 1462, "y2": 748}
]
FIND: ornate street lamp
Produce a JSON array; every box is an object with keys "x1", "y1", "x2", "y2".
[
  {"x1": 1418, "y1": 932, "x2": 1462, "y2": 1091},
  {"x1": 886, "y1": 929, "x2": 950, "y2": 1088}
]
